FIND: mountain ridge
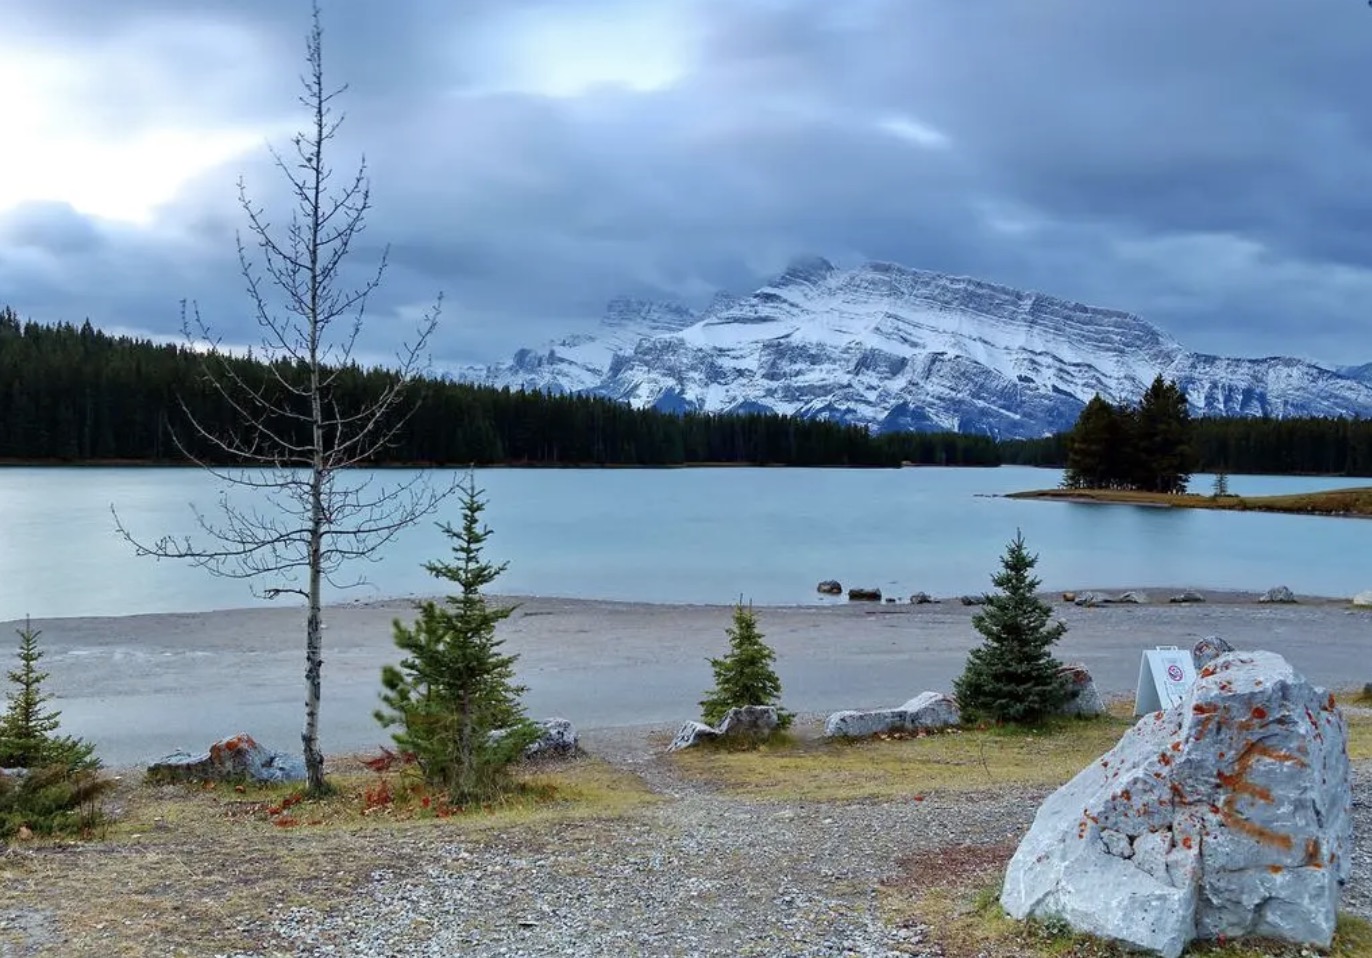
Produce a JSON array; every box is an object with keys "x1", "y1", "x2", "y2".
[{"x1": 463, "y1": 258, "x2": 1372, "y2": 438}]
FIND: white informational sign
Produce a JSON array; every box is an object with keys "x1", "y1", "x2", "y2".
[{"x1": 1133, "y1": 646, "x2": 1198, "y2": 716}]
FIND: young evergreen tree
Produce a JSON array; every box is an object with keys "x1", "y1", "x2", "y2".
[
  {"x1": 954, "y1": 531, "x2": 1068, "y2": 724},
  {"x1": 375, "y1": 474, "x2": 537, "y2": 804},
  {"x1": 0, "y1": 617, "x2": 96, "y2": 770},
  {"x1": 700, "y1": 603, "x2": 792, "y2": 729}
]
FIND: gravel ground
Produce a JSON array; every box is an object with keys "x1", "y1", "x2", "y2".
[{"x1": 209, "y1": 725, "x2": 1372, "y2": 958}]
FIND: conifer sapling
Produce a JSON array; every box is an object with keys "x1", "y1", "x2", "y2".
[
  {"x1": 953, "y1": 531, "x2": 1068, "y2": 724},
  {"x1": 375, "y1": 474, "x2": 536, "y2": 804},
  {"x1": 700, "y1": 603, "x2": 791, "y2": 729}
]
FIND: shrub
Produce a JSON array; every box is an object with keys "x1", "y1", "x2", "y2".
[
  {"x1": 376, "y1": 474, "x2": 537, "y2": 804},
  {"x1": 954, "y1": 531, "x2": 1068, "y2": 724},
  {"x1": 700, "y1": 603, "x2": 792, "y2": 729}
]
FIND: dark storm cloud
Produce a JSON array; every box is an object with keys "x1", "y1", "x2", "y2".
[{"x1": 1, "y1": 0, "x2": 1369, "y2": 368}]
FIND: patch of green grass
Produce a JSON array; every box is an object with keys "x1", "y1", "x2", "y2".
[{"x1": 668, "y1": 716, "x2": 1135, "y2": 802}]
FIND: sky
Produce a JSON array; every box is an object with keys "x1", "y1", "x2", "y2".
[{"x1": 1, "y1": 0, "x2": 1370, "y2": 370}]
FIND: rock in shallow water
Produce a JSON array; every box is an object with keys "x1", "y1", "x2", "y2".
[
  {"x1": 1001, "y1": 651, "x2": 1352, "y2": 958},
  {"x1": 1258, "y1": 585, "x2": 1297, "y2": 604}
]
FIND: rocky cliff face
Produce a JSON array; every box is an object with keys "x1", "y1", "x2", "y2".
[{"x1": 465, "y1": 258, "x2": 1372, "y2": 437}]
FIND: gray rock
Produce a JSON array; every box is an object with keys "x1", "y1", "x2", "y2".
[
  {"x1": 1169, "y1": 591, "x2": 1206, "y2": 604},
  {"x1": 1352, "y1": 590, "x2": 1372, "y2": 607},
  {"x1": 848, "y1": 587, "x2": 882, "y2": 602},
  {"x1": 148, "y1": 733, "x2": 305, "y2": 784},
  {"x1": 908, "y1": 591, "x2": 935, "y2": 605},
  {"x1": 1056, "y1": 663, "x2": 1105, "y2": 718},
  {"x1": 667, "y1": 721, "x2": 719, "y2": 752},
  {"x1": 523, "y1": 718, "x2": 578, "y2": 759},
  {"x1": 1002, "y1": 651, "x2": 1352, "y2": 958},
  {"x1": 824, "y1": 691, "x2": 960, "y2": 739},
  {"x1": 959, "y1": 594, "x2": 987, "y2": 606},
  {"x1": 716, "y1": 706, "x2": 780, "y2": 739},
  {"x1": 1191, "y1": 635, "x2": 1235, "y2": 671},
  {"x1": 1114, "y1": 591, "x2": 1148, "y2": 604},
  {"x1": 816, "y1": 580, "x2": 843, "y2": 595},
  {"x1": 1258, "y1": 585, "x2": 1297, "y2": 604},
  {"x1": 1074, "y1": 591, "x2": 1111, "y2": 607}
]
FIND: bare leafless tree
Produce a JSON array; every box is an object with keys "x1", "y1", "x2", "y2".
[{"x1": 115, "y1": 3, "x2": 450, "y2": 794}]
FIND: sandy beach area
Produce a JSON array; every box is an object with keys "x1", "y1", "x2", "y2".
[{"x1": 7, "y1": 588, "x2": 1368, "y2": 768}]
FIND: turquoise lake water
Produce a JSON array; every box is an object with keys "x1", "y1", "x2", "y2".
[{"x1": 0, "y1": 465, "x2": 1367, "y2": 619}]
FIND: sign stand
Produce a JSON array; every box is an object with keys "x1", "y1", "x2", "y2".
[{"x1": 1134, "y1": 646, "x2": 1198, "y2": 716}]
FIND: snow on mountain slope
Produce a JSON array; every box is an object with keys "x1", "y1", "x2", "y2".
[
  {"x1": 465, "y1": 258, "x2": 1372, "y2": 437},
  {"x1": 463, "y1": 297, "x2": 695, "y2": 394}
]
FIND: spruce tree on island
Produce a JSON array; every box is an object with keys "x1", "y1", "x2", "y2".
[
  {"x1": 700, "y1": 603, "x2": 792, "y2": 729},
  {"x1": 954, "y1": 531, "x2": 1068, "y2": 724},
  {"x1": 375, "y1": 474, "x2": 536, "y2": 804}
]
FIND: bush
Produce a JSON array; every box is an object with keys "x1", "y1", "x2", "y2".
[
  {"x1": 700, "y1": 603, "x2": 792, "y2": 729},
  {"x1": 376, "y1": 474, "x2": 537, "y2": 804},
  {"x1": 954, "y1": 531, "x2": 1068, "y2": 724}
]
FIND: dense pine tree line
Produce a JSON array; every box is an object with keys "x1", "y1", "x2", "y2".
[
  {"x1": 1003, "y1": 411, "x2": 1372, "y2": 478},
  {"x1": 0, "y1": 310, "x2": 1001, "y2": 468},
  {"x1": 6, "y1": 310, "x2": 1371, "y2": 476}
]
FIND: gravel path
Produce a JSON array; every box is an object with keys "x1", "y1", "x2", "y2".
[{"x1": 212, "y1": 728, "x2": 1372, "y2": 958}]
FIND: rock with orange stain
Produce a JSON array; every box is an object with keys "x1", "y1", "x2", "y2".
[
  {"x1": 148, "y1": 732, "x2": 305, "y2": 783},
  {"x1": 1001, "y1": 651, "x2": 1351, "y2": 958},
  {"x1": 1056, "y1": 663, "x2": 1105, "y2": 718},
  {"x1": 1191, "y1": 635, "x2": 1234, "y2": 670}
]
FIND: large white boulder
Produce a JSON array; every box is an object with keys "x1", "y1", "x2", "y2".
[
  {"x1": 824, "y1": 691, "x2": 959, "y2": 739},
  {"x1": 1351, "y1": 590, "x2": 1372, "y2": 607},
  {"x1": 1001, "y1": 651, "x2": 1351, "y2": 958}
]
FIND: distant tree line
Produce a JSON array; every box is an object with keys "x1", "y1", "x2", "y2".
[
  {"x1": 6, "y1": 311, "x2": 1372, "y2": 477},
  {"x1": 1003, "y1": 407, "x2": 1372, "y2": 478},
  {"x1": 0, "y1": 310, "x2": 1000, "y2": 468}
]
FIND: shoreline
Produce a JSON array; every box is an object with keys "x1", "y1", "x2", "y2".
[
  {"x1": 1009, "y1": 485, "x2": 1372, "y2": 519},
  {"x1": 3, "y1": 583, "x2": 1364, "y2": 627},
  {"x1": 19, "y1": 591, "x2": 1372, "y2": 767}
]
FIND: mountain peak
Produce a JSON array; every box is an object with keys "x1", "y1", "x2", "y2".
[
  {"x1": 465, "y1": 258, "x2": 1372, "y2": 437},
  {"x1": 772, "y1": 255, "x2": 837, "y2": 289}
]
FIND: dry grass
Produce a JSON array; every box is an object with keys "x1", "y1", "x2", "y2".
[
  {"x1": 667, "y1": 714, "x2": 1138, "y2": 802},
  {"x1": 670, "y1": 702, "x2": 1372, "y2": 802},
  {"x1": 1009, "y1": 485, "x2": 1372, "y2": 519},
  {"x1": 882, "y1": 846, "x2": 1372, "y2": 958},
  {"x1": 0, "y1": 756, "x2": 659, "y2": 957}
]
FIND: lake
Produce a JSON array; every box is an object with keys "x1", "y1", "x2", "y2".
[{"x1": 0, "y1": 465, "x2": 1368, "y2": 620}]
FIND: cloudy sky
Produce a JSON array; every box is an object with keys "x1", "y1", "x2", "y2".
[{"x1": 1, "y1": 0, "x2": 1369, "y2": 369}]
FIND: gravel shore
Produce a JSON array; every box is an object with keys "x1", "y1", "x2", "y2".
[{"x1": 209, "y1": 724, "x2": 1372, "y2": 958}]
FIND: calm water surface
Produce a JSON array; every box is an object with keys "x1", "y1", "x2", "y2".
[{"x1": 0, "y1": 465, "x2": 1367, "y2": 619}]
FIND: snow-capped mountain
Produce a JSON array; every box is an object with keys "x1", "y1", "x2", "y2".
[
  {"x1": 466, "y1": 258, "x2": 1372, "y2": 438},
  {"x1": 463, "y1": 297, "x2": 695, "y2": 395}
]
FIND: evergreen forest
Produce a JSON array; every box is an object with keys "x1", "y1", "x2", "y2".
[{"x1": 3, "y1": 309, "x2": 1371, "y2": 477}]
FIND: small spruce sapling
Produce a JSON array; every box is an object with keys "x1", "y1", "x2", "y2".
[
  {"x1": 375, "y1": 474, "x2": 537, "y2": 804},
  {"x1": 0, "y1": 618, "x2": 111, "y2": 839},
  {"x1": 954, "y1": 531, "x2": 1068, "y2": 724},
  {"x1": 700, "y1": 603, "x2": 792, "y2": 729},
  {"x1": 0, "y1": 617, "x2": 96, "y2": 770}
]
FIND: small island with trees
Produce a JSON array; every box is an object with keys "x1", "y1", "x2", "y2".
[{"x1": 1010, "y1": 374, "x2": 1372, "y2": 518}]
